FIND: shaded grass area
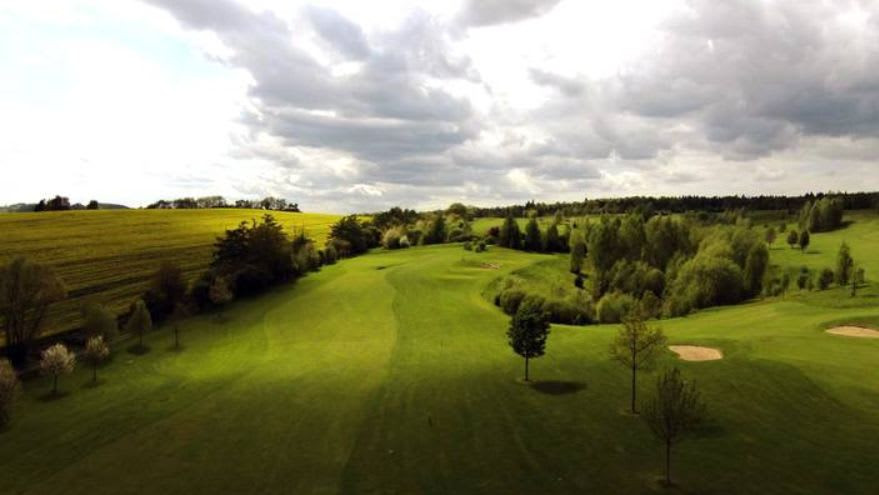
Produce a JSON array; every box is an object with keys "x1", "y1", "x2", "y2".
[
  {"x1": 0, "y1": 209, "x2": 340, "y2": 338},
  {"x1": 0, "y1": 244, "x2": 877, "y2": 493}
]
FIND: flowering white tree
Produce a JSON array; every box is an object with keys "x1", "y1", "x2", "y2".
[
  {"x1": 40, "y1": 344, "x2": 76, "y2": 395},
  {"x1": 82, "y1": 336, "x2": 110, "y2": 383}
]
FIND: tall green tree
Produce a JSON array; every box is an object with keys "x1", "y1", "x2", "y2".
[
  {"x1": 643, "y1": 368, "x2": 706, "y2": 487},
  {"x1": 743, "y1": 244, "x2": 769, "y2": 297},
  {"x1": 523, "y1": 217, "x2": 542, "y2": 252},
  {"x1": 587, "y1": 218, "x2": 620, "y2": 298},
  {"x1": 786, "y1": 229, "x2": 798, "y2": 249},
  {"x1": 0, "y1": 257, "x2": 67, "y2": 366},
  {"x1": 835, "y1": 242, "x2": 854, "y2": 286},
  {"x1": 765, "y1": 227, "x2": 777, "y2": 248},
  {"x1": 610, "y1": 310, "x2": 667, "y2": 413},
  {"x1": 507, "y1": 299, "x2": 550, "y2": 381},
  {"x1": 569, "y1": 232, "x2": 587, "y2": 274},
  {"x1": 798, "y1": 230, "x2": 810, "y2": 253},
  {"x1": 498, "y1": 215, "x2": 522, "y2": 250},
  {"x1": 81, "y1": 303, "x2": 118, "y2": 342}
]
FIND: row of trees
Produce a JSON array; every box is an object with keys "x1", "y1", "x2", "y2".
[
  {"x1": 146, "y1": 196, "x2": 300, "y2": 212},
  {"x1": 33, "y1": 196, "x2": 100, "y2": 211},
  {"x1": 470, "y1": 192, "x2": 876, "y2": 218},
  {"x1": 507, "y1": 306, "x2": 705, "y2": 485},
  {"x1": 798, "y1": 197, "x2": 845, "y2": 233}
]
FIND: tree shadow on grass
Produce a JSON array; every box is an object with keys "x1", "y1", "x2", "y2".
[
  {"x1": 530, "y1": 380, "x2": 587, "y2": 396},
  {"x1": 127, "y1": 344, "x2": 151, "y2": 356},
  {"x1": 38, "y1": 390, "x2": 71, "y2": 402}
]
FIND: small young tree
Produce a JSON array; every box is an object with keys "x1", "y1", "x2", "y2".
[
  {"x1": 169, "y1": 303, "x2": 190, "y2": 349},
  {"x1": 851, "y1": 266, "x2": 866, "y2": 297},
  {"x1": 507, "y1": 299, "x2": 550, "y2": 381},
  {"x1": 796, "y1": 267, "x2": 810, "y2": 290},
  {"x1": 0, "y1": 358, "x2": 20, "y2": 426},
  {"x1": 643, "y1": 368, "x2": 706, "y2": 486},
  {"x1": 610, "y1": 310, "x2": 667, "y2": 413},
  {"x1": 40, "y1": 343, "x2": 76, "y2": 395},
  {"x1": 786, "y1": 229, "x2": 798, "y2": 249},
  {"x1": 798, "y1": 230, "x2": 810, "y2": 253},
  {"x1": 835, "y1": 242, "x2": 854, "y2": 286},
  {"x1": 126, "y1": 299, "x2": 152, "y2": 350},
  {"x1": 765, "y1": 227, "x2": 777, "y2": 248},
  {"x1": 82, "y1": 336, "x2": 110, "y2": 383},
  {"x1": 818, "y1": 268, "x2": 834, "y2": 290},
  {"x1": 209, "y1": 276, "x2": 234, "y2": 319}
]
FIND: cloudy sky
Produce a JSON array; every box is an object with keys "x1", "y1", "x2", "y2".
[{"x1": 2, "y1": 0, "x2": 878, "y2": 211}]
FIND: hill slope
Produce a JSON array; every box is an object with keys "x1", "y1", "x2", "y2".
[
  {"x1": 0, "y1": 244, "x2": 877, "y2": 493},
  {"x1": 0, "y1": 209, "x2": 340, "y2": 337}
]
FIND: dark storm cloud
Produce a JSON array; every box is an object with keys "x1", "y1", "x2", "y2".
[
  {"x1": 457, "y1": 0, "x2": 563, "y2": 27},
  {"x1": 611, "y1": 0, "x2": 879, "y2": 158}
]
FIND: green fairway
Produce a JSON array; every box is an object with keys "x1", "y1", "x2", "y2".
[
  {"x1": 1, "y1": 242, "x2": 877, "y2": 494},
  {"x1": 0, "y1": 209, "x2": 340, "y2": 337}
]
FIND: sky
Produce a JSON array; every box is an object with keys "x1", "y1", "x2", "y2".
[{"x1": 1, "y1": 0, "x2": 878, "y2": 212}]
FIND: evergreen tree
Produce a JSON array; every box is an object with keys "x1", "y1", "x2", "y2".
[
  {"x1": 498, "y1": 215, "x2": 522, "y2": 250},
  {"x1": 523, "y1": 217, "x2": 542, "y2": 252},
  {"x1": 798, "y1": 230, "x2": 810, "y2": 252}
]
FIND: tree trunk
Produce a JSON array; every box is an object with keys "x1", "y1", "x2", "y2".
[
  {"x1": 631, "y1": 365, "x2": 637, "y2": 414},
  {"x1": 524, "y1": 357, "x2": 530, "y2": 381},
  {"x1": 665, "y1": 439, "x2": 672, "y2": 485}
]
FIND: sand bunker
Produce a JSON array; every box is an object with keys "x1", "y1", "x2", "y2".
[
  {"x1": 669, "y1": 345, "x2": 723, "y2": 361},
  {"x1": 826, "y1": 326, "x2": 879, "y2": 339},
  {"x1": 480, "y1": 263, "x2": 501, "y2": 270}
]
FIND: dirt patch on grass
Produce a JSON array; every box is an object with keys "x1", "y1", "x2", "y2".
[
  {"x1": 826, "y1": 326, "x2": 879, "y2": 339},
  {"x1": 669, "y1": 345, "x2": 723, "y2": 361},
  {"x1": 480, "y1": 263, "x2": 501, "y2": 270}
]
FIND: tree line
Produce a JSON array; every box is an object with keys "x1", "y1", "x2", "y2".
[
  {"x1": 146, "y1": 196, "x2": 300, "y2": 211},
  {"x1": 469, "y1": 191, "x2": 878, "y2": 218}
]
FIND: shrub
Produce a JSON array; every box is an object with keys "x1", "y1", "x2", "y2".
[
  {"x1": 796, "y1": 267, "x2": 810, "y2": 290},
  {"x1": 398, "y1": 235, "x2": 411, "y2": 249},
  {"x1": 596, "y1": 292, "x2": 638, "y2": 324},
  {"x1": 498, "y1": 289, "x2": 528, "y2": 315},
  {"x1": 475, "y1": 241, "x2": 487, "y2": 252},
  {"x1": 640, "y1": 291, "x2": 663, "y2": 319},
  {"x1": 463, "y1": 241, "x2": 473, "y2": 251},
  {"x1": 664, "y1": 254, "x2": 745, "y2": 314},
  {"x1": 818, "y1": 268, "x2": 834, "y2": 290},
  {"x1": 0, "y1": 359, "x2": 19, "y2": 426}
]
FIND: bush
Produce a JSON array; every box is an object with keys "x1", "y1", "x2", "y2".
[
  {"x1": 463, "y1": 241, "x2": 473, "y2": 251},
  {"x1": 596, "y1": 292, "x2": 638, "y2": 324},
  {"x1": 498, "y1": 289, "x2": 528, "y2": 315},
  {"x1": 796, "y1": 267, "x2": 810, "y2": 290},
  {"x1": 0, "y1": 359, "x2": 19, "y2": 426},
  {"x1": 475, "y1": 241, "x2": 487, "y2": 252},
  {"x1": 665, "y1": 254, "x2": 745, "y2": 314},
  {"x1": 640, "y1": 291, "x2": 663, "y2": 319},
  {"x1": 542, "y1": 296, "x2": 593, "y2": 325},
  {"x1": 818, "y1": 268, "x2": 834, "y2": 290}
]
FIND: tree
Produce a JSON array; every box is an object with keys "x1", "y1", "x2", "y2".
[
  {"x1": 765, "y1": 227, "x2": 777, "y2": 248},
  {"x1": 424, "y1": 215, "x2": 447, "y2": 245},
  {"x1": 798, "y1": 230, "x2": 810, "y2": 253},
  {"x1": 209, "y1": 276, "x2": 234, "y2": 318},
  {"x1": 126, "y1": 299, "x2": 152, "y2": 350},
  {"x1": 544, "y1": 221, "x2": 562, "y2": 253},
  {"x1": 818, "y1": 268, "x2": 834, "y2": 290},
  {"x1": 523, "y1": 217, "x2": 542, "y2": 252},
  {"x1": 82, "y1": 336, "x2": 110, "y2": 383},
  {"x1": 0, "y1": 358, "x2": 20, "y2": 426},
  {"x1": 507, "y1": 298, "x2": 550, "y2": 381},
  {"x1": 610, "y1": 310, "x2": 667, "y2": 413},
  {"x1": 144, "y1": 262, "x2": 187, "y2": 321},
  {"x1": 446, "y1": 202, "x2": 469, "y2": 219},
  {"x1": 852, "y1": 266, "x2": 866, "y2": 297},
  {"x1": 40, "y1": 343, "x2": 75, "y2": 395},
  {"x1": 835, "y1": 242, "x2": 854, "y2": 286},
  {"x1": 743, "y1": 244, "x2": 769, "y2": 297},
  {"x1": 498, "y1": 215, "x2": 522, "y2": 249},
  {"x1": 786, "y1": 229, "x2": 799, "y2": 249},
  {"x1": 86, "y1": 200, "x2": 99, "y2": 210},
  {"x1": 81, "y1": 303, "x2": 118, "y2": 342},
  {"x1": 169, "y1": 303, "x2": 190, "y2": 349},
  {"x1": 643, "y1": 368, "x2": 705, "y2": 486},
  {"x1": 0, "y1": 257, "x2": 67, "y2": 366},
  {"x1": 327, "y1": 215, "x2": 375, "y2": 256},
  {"x1": 796, "y1": 266, "x2": 810, "y2": 290},
  {"x1": 569, "y1": 232, "x2": 587, "y2": 274}
]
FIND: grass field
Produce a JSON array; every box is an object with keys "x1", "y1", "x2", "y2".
[
  {"x1": 0, "y1": 209, "x2": 340, "y2": 337},
  {"x1": 1, "y1": 233, "x2": 878, "y2": 493}
]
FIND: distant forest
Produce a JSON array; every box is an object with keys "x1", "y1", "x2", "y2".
[
  {"x1": 147, "y1": 196, "x2": 300, "y2": 212},
  {"x1": 468, "y1": 192, "x2": 879, "y2": 218}
]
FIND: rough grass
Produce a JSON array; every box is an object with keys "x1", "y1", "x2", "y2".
[
  {"x1": 1, "y1": 244, "x2": 878, "y2": 493},
  {"x1": 0, "y1": 209, "x2": 340, "y2": 337}
]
